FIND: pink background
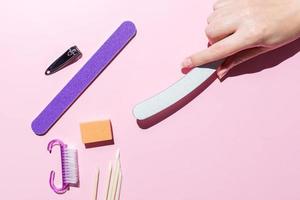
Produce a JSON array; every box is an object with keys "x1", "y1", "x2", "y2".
[{"x1": 1, "y1": 0, "x2": 300, "y2": 199}]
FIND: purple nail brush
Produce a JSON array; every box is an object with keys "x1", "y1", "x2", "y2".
[{"x1": 32, "y1": 21, "x2": 137, "y2": 136}]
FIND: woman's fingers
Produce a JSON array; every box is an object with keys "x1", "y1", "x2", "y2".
[
  {"x1": 217, "y1": 47, "x2": 269, "y2": 79},
  {"x1": 213, "y1": 0, "x2": 233, "y2": 10},
  {"x1": 183, "y1": 0, "x2": 300, "y2": 78},
  {"x1": 181, "y1": 31, "x2": 251, "y2": 71},
  {"x1": 205, "y1": 19, "x2": 237, "y2": 43}
]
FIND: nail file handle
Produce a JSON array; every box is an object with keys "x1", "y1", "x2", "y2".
[{"x1": 32, "y1": 21, "x2": 137, "y2": 136}]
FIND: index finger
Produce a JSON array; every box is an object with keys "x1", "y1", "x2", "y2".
[{"x1": 182, "y1": 32, "x2": 251, "y2": 70}]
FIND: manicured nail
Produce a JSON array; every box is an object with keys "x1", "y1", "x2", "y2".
[
  {"x1": 181, "y1": 67, "x2": 192, "y2": 74},
  {"x1": 181, "y1": 57, "x2": 193, "y2": 68},
  {"x1": 217, "y1": 68, "x2": 229, "y2": 79}
]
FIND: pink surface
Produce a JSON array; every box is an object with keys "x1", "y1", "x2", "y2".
[{"x1": 0, "y1": 0, "x2": 300, "y2": 199}]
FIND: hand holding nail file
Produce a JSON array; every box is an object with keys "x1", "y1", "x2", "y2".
[
  {"x1": 133, "y1": 60, "x2": 223, "y2": 120},
  {"x1": 32, "y1": 21, "x2": 137, "y2": 136}
]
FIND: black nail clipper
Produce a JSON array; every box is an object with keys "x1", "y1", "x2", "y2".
[{"x1": 45, "y1": 46, "x2": 82, "y2": 75}]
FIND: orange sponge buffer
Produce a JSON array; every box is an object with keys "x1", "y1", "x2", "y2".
[{"x1": 80, "y1": 120, "x2": 114, "y2": 148}]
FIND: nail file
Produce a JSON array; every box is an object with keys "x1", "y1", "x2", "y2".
[
  {"x1": 32, "y1": 21, "x2": 137, "y2": 136},
  {"x1": 133, "y1": 60, "x2": 223, "y2": 120}
]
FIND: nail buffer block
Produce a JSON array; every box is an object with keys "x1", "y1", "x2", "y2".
[
  {"x1": 32, "y1": 21, "x2": 137, "y2": 136},
  {"x1": 133, "y1": 60, "x2": 223, "y2": 120}
]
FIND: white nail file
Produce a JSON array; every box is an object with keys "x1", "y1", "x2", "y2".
[{"x1": 133, "y1": 60, "x2": 222, "y2": 120}]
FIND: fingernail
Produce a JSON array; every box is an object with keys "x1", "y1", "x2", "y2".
[
  {"x1": 181, "y1": 57, "x2": 193, "y2": 68},
  {"x1": 181, "y1": 67, "x2": 192, "y2": 74},
  {"x1": 217, "y1": 68, "x2": 229, "y2": 79}
]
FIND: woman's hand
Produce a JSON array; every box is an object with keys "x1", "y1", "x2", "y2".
[{"x1": 181, "y1": 0, "x2": 300, "y2": 79}]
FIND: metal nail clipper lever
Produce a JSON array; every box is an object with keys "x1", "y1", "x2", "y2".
[{"x1": 45, "y1": 46, "x2": 82, "y2": 75}]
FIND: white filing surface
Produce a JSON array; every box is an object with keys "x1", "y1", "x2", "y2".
[{"x1": 133, "y1": 61, "x2": 222, "y2": 120}]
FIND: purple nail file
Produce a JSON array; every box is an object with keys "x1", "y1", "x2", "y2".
[{"x1": 32, "y1": 21, "x2": 137, "y2": 136}]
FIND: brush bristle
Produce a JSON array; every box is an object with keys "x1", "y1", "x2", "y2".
[{"x1": 62, "y1": 148, "x2": 79, "y2": 184}]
